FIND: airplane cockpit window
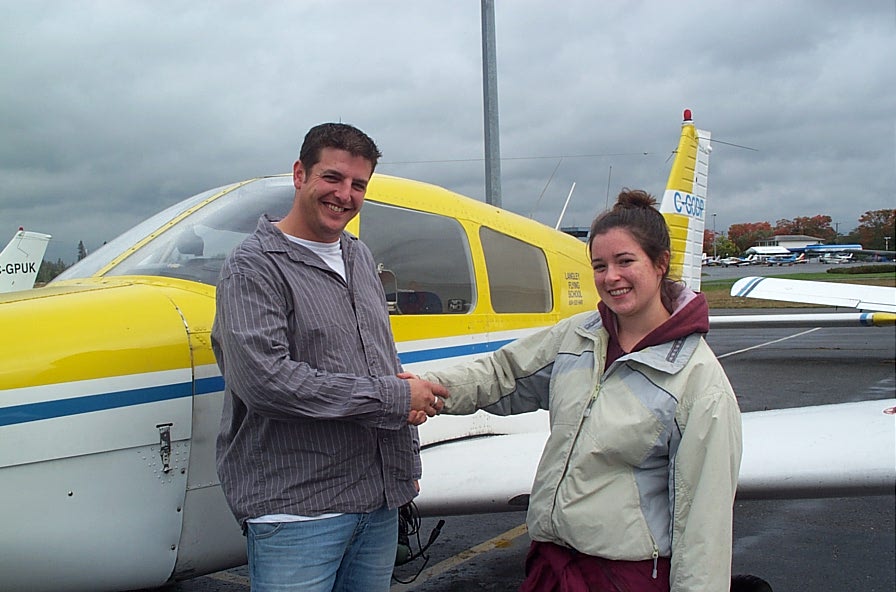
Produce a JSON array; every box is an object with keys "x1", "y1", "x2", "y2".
[
  {"x1": 56, "y1": 176, "x2": 294, "y2": 285},
  {"x1": 480, "y1": 226, "x2": 552, "y2": 313},
  {"x1": 361, "y1": 201, "x2": 475, "y2": 315}
]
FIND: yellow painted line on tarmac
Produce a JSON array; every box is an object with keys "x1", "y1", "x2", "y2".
[{"x1": 390, "y1": 522, "x2": 529, "y2": 591}]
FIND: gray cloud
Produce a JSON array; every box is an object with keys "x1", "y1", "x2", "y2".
[{"x1": 1, "y1": 0, "x2": 893, "y2": 263}]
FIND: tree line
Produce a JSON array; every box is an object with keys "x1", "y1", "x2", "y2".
[
  {"x1": 703, "y1": 209, "x2": 896, "y2": 257},
  {"x1": 35, "y1": 240, "x2": 87, "y2": 284}
]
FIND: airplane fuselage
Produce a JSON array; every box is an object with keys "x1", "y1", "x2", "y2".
[{"x1": 0, "y1": 174, "x2": 599, "y2": 591}]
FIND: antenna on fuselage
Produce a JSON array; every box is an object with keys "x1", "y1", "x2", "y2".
[{"x1": 554, "y1": 182, "x2": 576, "y2": 230}]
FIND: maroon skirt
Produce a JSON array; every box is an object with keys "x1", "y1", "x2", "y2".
[{"x1": 520, "y1": 541, "x2": 671, "y2": 592}]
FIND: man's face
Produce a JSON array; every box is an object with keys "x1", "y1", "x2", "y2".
[{"x1": 291, "y1": 147, "x2": 374, "y2": 242}]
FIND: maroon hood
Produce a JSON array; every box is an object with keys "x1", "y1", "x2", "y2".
[{"x1": 599, "y1": 282, "x2": 709, "y2": 367}]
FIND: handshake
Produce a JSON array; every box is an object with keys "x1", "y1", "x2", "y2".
[{"x1": 398, "y1": 371, "x2": 448, "y2": 426}]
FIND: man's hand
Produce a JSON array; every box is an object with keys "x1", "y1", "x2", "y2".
[
  {"x1": 407, "y1": 409, "x2": 428, "y2": 426},
  {"x1": 399, "y1": 373, "x2": 449, "y2": 423}
]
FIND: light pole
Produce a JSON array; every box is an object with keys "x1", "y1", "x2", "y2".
[{"x1": 712, "y1": 213, "x2": 717, "y2": 259}]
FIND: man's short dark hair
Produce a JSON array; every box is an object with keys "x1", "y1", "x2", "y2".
[{"x1": 299, "y1": 123, "x2": 382, "y2": 173}]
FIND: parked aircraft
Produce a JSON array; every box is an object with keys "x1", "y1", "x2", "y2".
[
  {"x1": 1, "y1": 111, "x2": 893, "y2": 592},
  {"x1": 820, "y1": 252, "x2": 854, "y2": 264},
  {"x1": 702, "y1": 253, "x2": 721, "y2": 266},
  {"x1": 0, "y1": 227, "x2": 51, "y2": 293},
  {"x1": 765, "y1": 253, "x2": 804, "y2": 266},
  {"x1": 721, "y1": 254, "x2": 756, "y2": 267}
]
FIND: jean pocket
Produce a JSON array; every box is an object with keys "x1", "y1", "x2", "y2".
[{"x1": 247, "y1": 521, "x2": 284, "y2": 540}]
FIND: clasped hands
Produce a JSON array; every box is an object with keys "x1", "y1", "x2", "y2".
[{"x1": 399, "y1": 371, "x2": 448, "y2": 426}]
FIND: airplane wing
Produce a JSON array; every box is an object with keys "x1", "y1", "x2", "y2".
[
  {"x1": 416, "y1": 431, "x2": 546, "y2": 516},
  {"x1": 736, "y1": 399, "x2": 896, "y2": 499},
  {"x1": 731, "y1": 276, "x2": 896, "y2": 313},
  {"x1": 415, "y1": 398, "x2": 896, "y2": 515}
]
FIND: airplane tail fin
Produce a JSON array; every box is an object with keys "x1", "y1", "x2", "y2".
[
  {"x1": 0, "y1": 228, "x2": 52, "y2": 293},
  {"x1": 658, "y1": 110, "x2": 711, "y2": 292}
]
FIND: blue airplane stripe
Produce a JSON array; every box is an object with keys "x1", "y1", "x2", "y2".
[
  {"x1": 0, "y1": 340, "x2": 513, "y2": 426},
  {"x1": 196, "y1": 375, "x2": 225, "y2": 395},
  {"x1": 860, "y1": 313, "x2": 874, "y2": 327},
  {"x1": 0, "y1": 382, "x2": 194, "y2": 427},
  {"x1": 734, "y1": 277, "x2": 765, "y2": 298},
  {"x1": 397, "y1": 338, "x2": 514, "y2": 364}
]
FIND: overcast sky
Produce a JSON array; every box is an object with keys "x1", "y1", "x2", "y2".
[{"x1": 2, "y1": 0, "x2": 894, "y2": 263}]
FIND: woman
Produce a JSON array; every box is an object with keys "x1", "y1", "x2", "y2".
[{"x1": 422, "y1": 190, "x2": 742, "y2": 591}]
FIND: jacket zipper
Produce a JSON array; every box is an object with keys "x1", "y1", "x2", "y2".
[
  {"x1": 583, "y1": 383, "x2": 602, "y2": 416},
  {"x1": 582, "y1": 346, "x2": 661, "y2": 580}
]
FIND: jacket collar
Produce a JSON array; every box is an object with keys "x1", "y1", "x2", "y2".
[{"x1": 575, "y1": 311, "x2": 702, "y2": 375}]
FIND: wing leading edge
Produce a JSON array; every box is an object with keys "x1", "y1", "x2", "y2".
[{"x1": 731, "y1": 276, "x2": 896, "y2": 314}]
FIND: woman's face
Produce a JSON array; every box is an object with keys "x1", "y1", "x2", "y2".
[{"x1": 590, "y1": 227, "x2": 667, "y2": 321}]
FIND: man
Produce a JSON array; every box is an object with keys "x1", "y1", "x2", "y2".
[{"x1": 212, "y1": 123, "x2": 447, "y2": 592}]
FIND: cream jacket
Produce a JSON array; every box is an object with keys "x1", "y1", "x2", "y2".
[{"x1": 425, "y1": 310, "x2": 742, "y2": 591}]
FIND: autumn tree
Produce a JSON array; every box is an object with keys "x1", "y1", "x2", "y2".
[
  {"x1": 852, "y1": 209, "x2": 896, "y2": 250},
  {"x1": 726, "y1": 222, "x2": 773, "y2": 254},
  {"x1": 702, "y1": 229, "x2": 717, "y2": 256},
  {"x1": 773, "y1": 215, "x2": 836, "y2": 242}
]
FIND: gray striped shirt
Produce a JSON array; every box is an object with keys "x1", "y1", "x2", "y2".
[{"x1": 212, "y1": 215, "x2": 419, "y2": 527}]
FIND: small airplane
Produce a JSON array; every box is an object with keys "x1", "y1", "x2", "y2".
[
  {"x1": 1, "y1": 111, "x2": 893, "y2": 592},
  {"x1": 720, "y1": 254, "x2": 756, "y2": 267},
  {"x1": 701, "y1": 253, "x2": 721, "y2": 266},
  {"x1": 764, "y1": 253, "x2": 804, "y2": 266},
  {"x1": 820, "y1": 251, "x2": 854, "y2": 264},
  {"x1": 0, "y1": 227, "x2": 51, "y2": 293}
]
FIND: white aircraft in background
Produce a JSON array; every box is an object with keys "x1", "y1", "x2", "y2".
[
  {"x1": 0, "y1": 227, "x2": 51, "y2": 293},
  {"x1": 1, "y1": 111, "x2": 893, "y2": 592},
  {"x1": 820, "y1": 251, "x2": 854, "y2": 264},
  {"x1": 720, "y1": 254, "x2": 756, "y2": 267},
  {"x1": 764, "y1": 253, "x2": 804, "y2": 266}
]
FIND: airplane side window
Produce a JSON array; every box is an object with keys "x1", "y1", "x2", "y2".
[
  {"x1": 361, "y1": 201, "x2": 474, "y2": 315},
  {"x1": 479, "y1": 227, "x2": 552, "y2": 313}
]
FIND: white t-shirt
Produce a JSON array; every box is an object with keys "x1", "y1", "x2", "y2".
[{"x1": 285, "y1": 234, "x2": 345, "y2": 280}]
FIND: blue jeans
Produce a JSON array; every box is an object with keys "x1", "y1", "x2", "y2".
[{"x1": 246, "y1": 506, "x2": 398, "y2": 592}]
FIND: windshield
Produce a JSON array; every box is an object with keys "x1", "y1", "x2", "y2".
[{"x1": 54, "y1": 176, "x2": 294, "y2": 285}]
